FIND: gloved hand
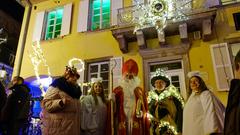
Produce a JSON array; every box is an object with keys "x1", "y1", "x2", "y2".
[{"x1": 108, "y1": 93, "x2": 116, "y2": 101}]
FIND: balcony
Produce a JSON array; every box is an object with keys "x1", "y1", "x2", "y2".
[{"x1": 111, "y1": 4, "x2": 217, "y2": 53}]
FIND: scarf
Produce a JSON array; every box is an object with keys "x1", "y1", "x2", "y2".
[{"x1": 50, "y1": 77, "x2": 81, "y2": 99}]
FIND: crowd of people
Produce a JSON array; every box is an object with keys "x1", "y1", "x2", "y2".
[{"x1": 0, "y1": 50, "x2": 240, "y2": 135}]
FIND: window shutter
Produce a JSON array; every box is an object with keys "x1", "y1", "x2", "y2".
[
  {"x1": 210, "y1": 43, "x2": 234, "y2": 91},
  {"x1": 60, "y1": 3, "x2": 72, "y2": 36},
  {"x1": 77, "y1": 0, "x2": 89, "y2": 32},
  {"x1": 111, "y1": 0, "x2": 123, "y2": 26},
  {"x1": 110, "y1": 57, "x2": 123, "y2": 90},
  {"x1": 32, "y1": 11, "x2": 45, "y2": 42}
]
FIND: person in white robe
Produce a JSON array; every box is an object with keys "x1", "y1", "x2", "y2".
[
  {"x1": 183, "y1": 71, "x2": 225, "y2": 135},
  {"x1": 80, "y1": 78, "x2": 107, "y2": 135}
]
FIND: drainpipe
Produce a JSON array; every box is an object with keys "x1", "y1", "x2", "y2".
[{"x1": 15, "y1": 0, "x2": 32, "y2": 76}]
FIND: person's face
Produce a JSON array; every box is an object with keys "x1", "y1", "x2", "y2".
[
  {"x1": 124, "y1": 72, "x2": 134, "y2": 80},
  {"x1": 154, "y1": 79, "x2": 166, "y2": 91},
  {"x1": 67, "y1": 76, "x2": 78, "y2": 85},
  {"x1": 93, "y1": 83, "x2": 102, "y2": 95},
  {"x1": 190, "y1": 77, "x2": 200, "y2": 92}
]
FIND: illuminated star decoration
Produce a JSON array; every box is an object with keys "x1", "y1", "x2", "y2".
[
  {"x1": 147, "y1": 68, "x2": 185, "y2": 134},
  {"x1": 133, "y1": 0, "x2": 191, "y2": 34},
  {"x1": 28, "y1": 41, "x2": 52, "y2": 96}
]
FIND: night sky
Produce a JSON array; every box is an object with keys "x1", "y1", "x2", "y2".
[{"x1": 0, "y1": 0, "x2": 24, "y2": 23}]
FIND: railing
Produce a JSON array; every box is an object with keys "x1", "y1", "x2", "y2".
[
  {"x1": 116, "y1": 0, "x2": 239, "y2": 27},
  {"x1": 117, "y1": 2, "x2": 194, "y2": 27},
  {"x1": 221, "y1": 0, "x2": 240, "y2": 5}
]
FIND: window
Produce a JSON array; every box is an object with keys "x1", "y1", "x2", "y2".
[
  {"x1": 149, "y1": 60, "x2": 187, "y2": 100},
  {"x1": 89, "y1": 0, "x2": 111, "y2": 31},
  {"x1": 78, "y1": 0, "x2": 123, "y2": 32},
  {"x1": 233, "y1": 12, "x2": 240, "y2": 31},
  {"x1": 45, "y1": 8, "x2": 63, "y2": 40},
  {"x1": 88, "y1": 61, "x2": 110, "y2": 96},
  {"x1": 81, "y1": 57, "x2": 122, "y2": 97},
  {"x1": 33, "y1": 3, "x2": 72, "y2": 42}
]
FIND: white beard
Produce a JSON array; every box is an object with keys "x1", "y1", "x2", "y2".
[
  {"x1": 119, "y1": 76, "x2": 140, "y2": 92},
  {"x1": 119, "y1": 76, "x2": 140, "y2": 132}
]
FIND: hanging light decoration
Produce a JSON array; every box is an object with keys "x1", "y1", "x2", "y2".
[
  {"x1": 133, "y1": 0, "x2": 192, "y2": 34},
  {"x1": 29, "y1": 41, "x2": 52, "y2": 96}
]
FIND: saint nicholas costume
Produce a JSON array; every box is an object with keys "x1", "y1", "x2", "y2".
[{"x1": 109, "y1": 59, "x2": 150, "y2": 135}]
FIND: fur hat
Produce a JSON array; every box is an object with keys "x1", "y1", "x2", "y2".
[
  {"x1": 122, "y1": 59, "x2": 138, "y2": 76},
  {"x1": 151, "y1": 68, "x2": 170, "y2": 87}
]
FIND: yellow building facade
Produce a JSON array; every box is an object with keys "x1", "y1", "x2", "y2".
[{"x1": 14, "y1": 0, "x2": 240, "y2": 105}]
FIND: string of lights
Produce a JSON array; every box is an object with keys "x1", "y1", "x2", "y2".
[
  {"x1": 148, "y1": 84, "x2": 185, "y2": 108},
  {"x1": 28, "y1": 41, "x2": 52, "y2": 96},
  {"x1": 147, "y1": 113, "x2": 178, "y2": 135},
  {"x1": 133, "y1": 0, "x2": 191, "y2": 34}
]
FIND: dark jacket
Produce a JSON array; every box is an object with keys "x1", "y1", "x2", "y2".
[
  {"x1": 1, "y1": 84, "x2": 31, "y2": 123},
  {"x1": 224, "y1": 79, "x2": 240, "y2": 135},
  {"x1": 0, "y1": 82, "x2": 6, "y2": 121}
]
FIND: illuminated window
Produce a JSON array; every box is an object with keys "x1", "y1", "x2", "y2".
[
  {"x1": 90, "y1": 0, "x2": 110, "y2": 31},
  {"x1": 45, "y1": 8, "x2": 63, "y2": 40},
  {"x1": 33, "y1": 3, "x2": 72, "y2": 42}
]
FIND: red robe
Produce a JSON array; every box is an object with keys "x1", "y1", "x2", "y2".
[{"x1": 107, "y1": 86, "x2": 150, "y2": 135}]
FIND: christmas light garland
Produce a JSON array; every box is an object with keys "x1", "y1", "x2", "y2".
[
  {"x1": 133, "y1": 0, "x2": 191, "y2": 34},
  {"x1": 147, "y1": 68, "x2": 185, "y2": 134},
  {"x1": 148, "y1": 84, "x2": 185, "y2": 108},
  {"x1": 147, "y1": 113, "x2": 178, "y2": 135},
  {"x1": 28, "y1": 41, "x2": 52, "y2": 96}
]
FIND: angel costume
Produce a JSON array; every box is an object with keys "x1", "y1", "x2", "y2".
[
  {"x1": 80, "y1": 95, "x2": 107, "y2": 135},
  {"x1": 183, "y1": 90, "x2": 225, "y2": 135}
]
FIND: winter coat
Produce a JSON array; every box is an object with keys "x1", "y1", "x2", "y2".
[
  {"x1": 41, "y1": 78, "x2": 81, "y2": 135},
  {"x1": 0, "y1": 82, "x2": 6, "y2": 121},
  {"x1": 1, "y1": 84, "x2": 31, "y2": 123},
  {"x1": 224, "y1": 79, "x2": 240, "y2": 135}
]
